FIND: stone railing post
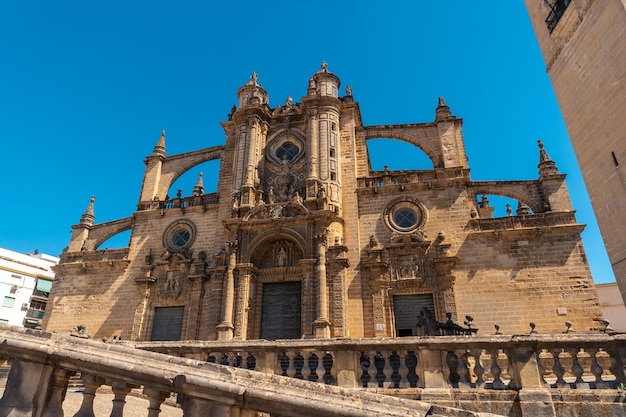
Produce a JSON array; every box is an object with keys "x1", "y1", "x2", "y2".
[
  {"x1": 511, "y1": 346, "x2": 556, "y2": 417},
  {"x1": 74, "y1": 373, "x2": 106, "y2": 417},
  {"x1": 418, "y1": 348, "x2": 450, "y2": 402},
  {"x1": 0, "y1": 358, "x2": 53, "y2": 417},
  {"x1": 333, "y1": 350, "x2": 358, "y2": 387}
]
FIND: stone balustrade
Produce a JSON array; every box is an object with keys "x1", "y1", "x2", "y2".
[
  {"x1": 137, "y1": 192, "x2": 219, "y2": 212},
  {"x1": 0, "y1": 325, "x2": 501, "y2": 417},
  {"x1": 135, "y1": 333, "x2": 626, "y2": 416},
  {"x1": 1, "y1": 325, "x2": 625, "y2": 416},
  {"x1": 357, "y1": 167, "x2": 469, "y2": 189}
]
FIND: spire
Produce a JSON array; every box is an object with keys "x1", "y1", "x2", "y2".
[
  {"x1": 193, "y1": 172, "x2": 204, "y2": 196},
  {"x1": 537, "y1": 140, "x2": 559, "y2": 177},
  {"x1": 435, "y1": 97, "x2": 455, "y2": 122},
  {"x1": 79, "y1": 196, "x2": 96, "y2": 227},
  {"x1": 153, "y1": 130, "x2": 166, "y2": 158}
]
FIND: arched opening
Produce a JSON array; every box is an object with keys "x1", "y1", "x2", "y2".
[
  {"x1": 167, "y1": 159, "x2": 220, "y2": 200},
  {"x1": 366, "y1": 138, "x2": 433, "y2": 171},
  {"x1": 247, "y1": 236, "x2": 307, "y2": 340},
  {"x1": 96, "y1": 229, "x2": 131, "y2": 250},
  {"x1": 476, "y1": 194, "x2": 536, "y2": 219}
]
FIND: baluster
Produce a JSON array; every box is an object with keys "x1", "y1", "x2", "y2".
[
  {"x1": 490, "y1": 349, "x2": 505, "y2": 390},
  {"x1": 293, "y1": 353, "x2": 304, "y2": 379},
  {"x1": 588, "y1": 348, "x2": 609, "y2": 389},
  {"x1": 110, "y1": 381, "x2": 134, "y2": 417},
  {"x1": 73, "y1": 373, "x2": 105, "y2": 417},
  {"x1": 323, "y1": 352, "x2": 335, "y2": 385},
  {"x1": 382, "y1": 351, "x2": 393, "y2": 388},
  {"x1": 307, "y1": 353, "x2": 319, "y2": 382},
  {"x1": 456, "y1": 349, "x2": 470, "y2": 388},
  {"x1": 551, "y1": 348, "x2": 568, "y2": 388},
  {"x1": 504, "y1": 349, "x2": 517, "y2": 390},
  {"x1": 301, "y1": 351, "x2": 312, "y2": 381},
  {"x1": 41, "y1": 368, "x2": 72, "y2": 417},
  {"x1": 569, "y1": 347, "x2": 587, "y2": 389},
  {"x1": 143, "y1": 387, "x2": 169, "y2": 417},
  {"x1": 470, "y1": 348, "x2": 484, "y2": 388},
  {"x1": 366, "y1": 351, "x2": 377, "y2": 388},
  {"x1": 285, "y1": 351, "x2": 297, "y2": 378},
  {"x1": 373, "y1": 351, "x2": 386, "y2": 387},
  {"x1": 315, "y1": 350, "x2": 326, "y2": 383},
  {"x1": 445, "y1": 351, "x2": 460, "y2": 387},
  {"x1": 405, "y1": 351, "x2": 419, "y2": 388},
  {"x1": 276, "y1": 352, "x2": 287, "y2": 376},
  {"x1": 397, "y1": 350, "x2": 410, "y2": 388},
  {"x1": 245, "y1": 353, "x2": 257, "y2": 371}
]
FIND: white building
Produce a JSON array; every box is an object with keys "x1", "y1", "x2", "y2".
[{"x1": 0, "y1": 248, "x2": 58, "y2": 327}]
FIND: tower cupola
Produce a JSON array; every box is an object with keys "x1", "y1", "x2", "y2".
[
  {"x1": 307, "y1": 62, "x2": 340, "y2": 98},
  {"x1": 237, "y1": 72, "x2": 269, "y2": 108}
]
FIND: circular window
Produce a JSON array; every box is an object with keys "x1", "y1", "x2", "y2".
[
  {"x1": 384, "y1": 199, "x2": 426, "y2": 233},
  {"x1": 163, "y1": 220, "x2": 196, "y2": 252},
  {"x1": 276, "y1": 141, "x2": 300, "y2": 162},
  {"x1": 267, "y1": 132, "x2": 305, "y2": 165}
]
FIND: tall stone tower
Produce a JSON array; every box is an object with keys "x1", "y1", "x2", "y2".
[
  {"x1": 523, "y1": 1, "x2": 626, "y2": 302},
  {"x1": 45, "y1": 64, "x2": 602, "y2": 342}
]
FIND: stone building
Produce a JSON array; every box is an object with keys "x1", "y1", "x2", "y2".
[
  {"x1": 44, "y1": 65, "x2": 602, "y2": 342},
  {"x1": 523, "y1": 1, "x2": 626, "y2": 302}
]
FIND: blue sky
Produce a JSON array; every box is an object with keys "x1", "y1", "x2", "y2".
[{"x1": 0, "y1": 1, "x2": 616, "y2": 283}]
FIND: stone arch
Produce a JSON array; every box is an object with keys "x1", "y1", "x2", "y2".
[
  {"x1": 246, "y1": 229, "x2": 307, "y2": 268},
  {"x1": 158, "y1": 146, "x2": 224, "y2": 199},
  {"x1": 90, "y1": 217, "x2": 134, "y2": 250},
  {"x1": 363, "y1": 130, "x2": 441, "y2": 168},
  {"x1": 470, "y1": 182, "x2": 545, "y2": 214}
]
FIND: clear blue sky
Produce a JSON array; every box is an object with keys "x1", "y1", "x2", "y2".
[{"x1": 0, "y1": 1, "x2": 616, "y2": 283}]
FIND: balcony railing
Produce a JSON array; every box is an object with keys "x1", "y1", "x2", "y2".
[
  {"x1": 546, "y1": 0, "x2": 572, "y2": 33},
  {"x1": 0, "y1": 325, "x2": 496, "y2": 417}
]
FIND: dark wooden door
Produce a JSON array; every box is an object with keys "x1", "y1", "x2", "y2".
[
  {"x1": 260, "y1": 282, "x2": 301, "y2": 340},
  {"x1": 151, "y1": 306, "x2": 184, "y2": 341},
  {"x1": 393, "y1": 294, "x2": 434, "y2": 336}
]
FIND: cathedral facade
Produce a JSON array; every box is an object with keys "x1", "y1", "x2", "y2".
[{"x1": 44, "y1": 65, "x2": 601, "y2": 342}]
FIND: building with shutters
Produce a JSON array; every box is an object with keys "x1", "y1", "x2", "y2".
[
  {"x1": 0, "y1": 247, "x2": 58, "y2": 328},
  {"x1": 523, "y1": 1, "x2": 626, "y2": 303},
  {"x1": 44, "y1": 65, "x2": 603, "y2": 342}
]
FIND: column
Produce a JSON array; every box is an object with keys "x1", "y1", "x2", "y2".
[
  {"x1": 233, "y1": 265, "x2": 252, "y2": 340},
  {"x1": 217, "y1": 241, "x2": 237, "y2": 340},
  {"x1": 313, "y1": 229, "x2": 330, "y2": 338}
]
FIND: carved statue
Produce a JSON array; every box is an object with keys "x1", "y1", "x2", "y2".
[{"x1": 276, "y1": 246, "x2": 287, "y2": 267}]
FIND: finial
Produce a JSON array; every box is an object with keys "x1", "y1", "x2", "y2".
[
  {"x1": 537, "y1": 139, "x2": 559, "y2": 177},
  {"x1": 516, "y1": 201, "x2": 532, "y2": 216},
  {"x1": 529, "y1": 322, "x2": 538, "y2": 334},
  {"x1": 321, "y1": 61, "x2": 328, "y2": 72},
  {"x1": 79, "y1": 195, "x2": 96, "y2": 227},
  {"x1": 251, "y1": 72, "x2": 258, "y2": 85},
  {"x1": 153, "y1": 130, "x2": 166, "y2": 157},
  {"x1": 193, "y1": 172, "x2": 204, "y2": 196},
  {"x1": 564, "y1": 321, "x2": 575, "y2": 333},
  {"x1": 506, "y1": 203, "x2": 512, "y2": 216},
  {"x1": 435, "y1": 96, "x2": 454, "y2": 122}
]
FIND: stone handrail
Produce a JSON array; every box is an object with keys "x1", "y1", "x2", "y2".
[
  {"x1": 133, "y1": 333, "x2": 626, "y2": 391},
  {"x1": 0, "y1": 325, "x2": 501, "y2": 417},
  {"x1": 357, "y1": 167, "x2": 470, "y2": 189},
  {"x1": 137, "y1": 192, "x2": 219, "y2": 212}
]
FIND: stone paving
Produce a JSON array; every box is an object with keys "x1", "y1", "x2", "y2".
[{"x1": 0, "y1": 387, "x2": 183, "y2": 417}]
